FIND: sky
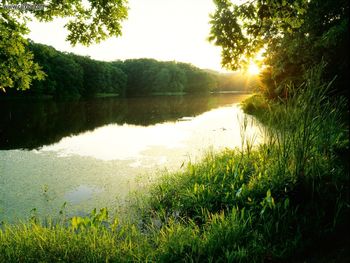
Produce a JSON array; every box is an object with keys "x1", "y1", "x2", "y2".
[{"x1": 27, "y1": 0, "x2": 226, "y2": 72}]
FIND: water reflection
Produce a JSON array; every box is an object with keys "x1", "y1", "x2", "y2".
[
  {"x1": 0, "y1": 94, "x2": 248, "y2": 150},
  {"x1": 37, "y1": 103, "x2": 262, "y2": 164},
  {"x1": 0, "y1": 94, "x2": 262, "y2": 222},
  {"x1": 40, "y1": 123, "x2": 188, "y2": 160}
]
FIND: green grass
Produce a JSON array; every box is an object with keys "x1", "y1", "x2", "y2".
[
  {"x1": 240, "y1": 93, "x2": 269, "y2": 118},
  {"x1": 1, "y1": 68, "x2": 349, "y2": 262}
]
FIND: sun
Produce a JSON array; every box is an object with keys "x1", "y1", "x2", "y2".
[{"x1": 247, "y1": 61, "x2": 260, "y2": 75}]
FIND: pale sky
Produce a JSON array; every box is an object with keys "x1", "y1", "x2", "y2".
[{"x1": 27, "y1": 0, "x2": 226, "y2": 72}]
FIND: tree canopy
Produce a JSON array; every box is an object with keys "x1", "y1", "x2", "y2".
[
  {"x1": 210, "y1": 0, "x2": 349, "y2": 98},
  {"x1": 1, "y1": 42, "x2": 251, "y2": 99},
  {"x1": 0, "y1": 0, "x2": 128, "y2": 92}
]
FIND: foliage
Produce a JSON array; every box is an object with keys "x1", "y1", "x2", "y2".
[
  {"x1": 71, "y1": 55, "x2": 127, "y2": 97},
  {"x1": 143, "y1": 71, "x2": 349, "y2": 261},
  {"x1": 122, "y1": 59, "x2": 218, "y2": 96},
  {"x1": 1, "y1": 43, "x2": 251, "y2": 98},
  {"x1": 240, "y1": 93, "x2": 269, "y2": 117},
  {"x1": 0, "y1": 0, "x2": 128, "y2": 92},
  {"x1": 176, "y1": 63, "x2": 216, "y2": 94},
  {"x1": 32, "y1": 0, "x2": 128, "y2": 46},
  {"x1": 210, "y1": 0, "x2": 307, "y2": 70},
  {"x1": 210, "y1": 0, "x2": 349, "y2": 98},
  {"x1": 0, "y1": 12, "x2": 45, "y2": 92}
]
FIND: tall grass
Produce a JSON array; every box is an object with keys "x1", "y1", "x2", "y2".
[{"x1": 0, "y1": 67, "x2": 348, "y2": 262}]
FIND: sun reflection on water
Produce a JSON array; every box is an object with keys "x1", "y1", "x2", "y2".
[
  {"x1": 0, "y1": 102, "x2": 262, "y2": 222},
  {"x1": 38, "y1": 105, "x2": 261, "y2": 163}
]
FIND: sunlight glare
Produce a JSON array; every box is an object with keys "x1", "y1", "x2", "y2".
[{"x1": 247, "y1": 62, "x2": 260, "y2": 75}]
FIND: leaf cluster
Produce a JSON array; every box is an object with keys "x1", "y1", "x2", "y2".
[
  {"x1": 210, "y1": 0, "x2": 349, "y2": 99},
  {"x1": 0, "y1": 0, "x2": 128, "y2": 91}
]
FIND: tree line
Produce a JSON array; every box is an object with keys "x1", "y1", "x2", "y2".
[{"x1": 1, "y1": 42, "x2": 253, "y2": 99}]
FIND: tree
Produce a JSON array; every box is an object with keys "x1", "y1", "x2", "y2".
[
  {"x1": 167, "y1": 62, "x2": 186, "y2": 93},
  {"x1": 4, "y1": 40, "x2": 243, "y2": 98},
  {"x1": 51, "y1": 54, "x2": 83, "y2": 98},
  {"x1": 110, "y1": 64, "x2": 127, "y2": 95},
  {"x1": 0, "y1": 12, "x2": 45, "y2": 92},
  {"x1": 177, "y1": 63, "x2": 216, "y2": 93},
  {"x1": 209, "y1": 0, "x2": 349, "y2": 98},
  {"x1": 122, "y1": 59, "x2": 160, "y2": 96},
  {"x1": 0, "y1": 0, "x2": 128, "y2": 92},
  {"x1": 209, "y1": 0, "x2": 308, "y2": 71},
  {"x1": 153, "y1": 68, "x2": 171, "y2": 93},
  {"x1": 28, "y1": 41, "x2": 58, "y2": 95}
]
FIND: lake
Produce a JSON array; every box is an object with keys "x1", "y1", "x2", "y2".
[{"x1": 0, "y1": 93, "x2": 261, "y2": 222}]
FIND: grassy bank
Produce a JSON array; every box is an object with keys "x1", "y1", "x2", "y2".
[{"x1": 1, "y1": 72, "x2": 349, "y2": 262}]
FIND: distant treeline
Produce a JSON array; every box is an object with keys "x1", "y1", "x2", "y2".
[{"x1": 2, "y1": 42, "x2": 255, "y2": 99}]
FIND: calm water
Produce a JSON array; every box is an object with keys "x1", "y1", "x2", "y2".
[{"x1": 0, "y1": 94, "x2": 260, "y2": 222}]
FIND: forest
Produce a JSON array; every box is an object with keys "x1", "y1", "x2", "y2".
[{"x1": 0, "y1": 42, "x2": 254, "y2": 99}]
